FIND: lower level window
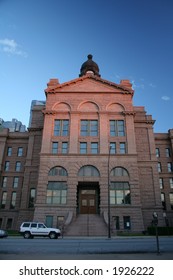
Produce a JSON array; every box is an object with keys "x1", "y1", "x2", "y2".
[
  {"x1": 123, "y1": 216, "x2": 131, "y2": 229},
  {"x1": 169, "y1": 193, "x2": 173, "y2": 210},
  {"x1": 6, "y1": 218, "x2": 13, "y2": 229},
  {"x1": 28, "y1": 188, "x2": 36, "y2": 208},
  {"x1": 45, "y1": 216, "x2": 53, "y2": 227},
  {"x1": 0, "y1": 192, "x2": 7, "y2": 209},
  {"x1": 161, "y1": 193, "x2": 166, "y2": 210},
  {"x1": 10, "y1": 192, "x2": 16, "y2": 209},
  {"x1": 112, "y1": 216, "x2": 120, "y2": 230}
]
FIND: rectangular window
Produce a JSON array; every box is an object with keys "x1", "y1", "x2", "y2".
[
  {"x1": 28, "y1": 188, "x2": 36, "y2": 208},
  {"x1": 169, "y1": 193, "x2": 173, "y2": 210},
  {"x1": 123, "y1": 216, "x2": 131, "y2": 230},
  {"x1": 4, "y1": 161, "x2": 10, "y2": 171},
  {"x1": 54, "y1": 120, "x2": 61, "y2": 136},
  {"x1": 110, "y1": 120, "x2": 125, "y2": 136},
  {"x1": 110, "y1": 142, "x2": 116, "y2": 154},
  {"x1": 13, "y1": 177, "x2": 19, "y2": 188},
  {"x1": 166, "y1": 148, "x2": 171, "y2": 157},
  {"x1": 17, "y1": 147, "x2": 23, "y2": 156},
  {"x1": 168, "y1": 163, "x2": 173, "y2": 172},
  {"x1": 120, "y1": 142, "x2": 126, "y2": 154},
  {"x1": 161, "y1": 193, "x2": 166, "y2": 210},
  {"x1": 7, "y1": 147, "x2": 12, "y2": 156},
  {"x1": 81, "y1": 120, "x2": 88, "y2": 136},
  {"x1": 2, "y1": 177, "x2": 7, "y2": 188},
  {"x1": 46, "y1": 182, "x2": 67, "y2": 205},
  {"x1": 155, "y1": 148, "x2": 160, "y2": 157},
  {"x1": 112, "y1": 216, "x2": 120, "y2": 230},
  {"x1": 170, "y1": 178, "x2": 173, "y2": 188},
  {"x1": 91, "y1": 142, "x2": 98, "y2": 154},
  {"x1": 1, "y1": 192, "x2": 7, "y2": 209},
  {"x1": 45, "y1": 216, "x2": 53, "y2": 228},
  {"x1": 6, "y1": 218, "x2": 13, "y2": 229},
  {"x1": 62, "y1": 142, "x2": 68, "y2": 154},
  {"x1": 158, "y1": 162, "x2": 162, "y2": 173},
  {"x1": 159, "y1": 178, "x2": 164, "y2": 189},
  {"x1": 90, "y1": 120, "x2": 98, "y2": 136},
  {"x1": 80, "y1": 142, "x2": 87, "y2": 154},
  {"x1": 10, "y1": 192, "x2": 16, "y2": 209},
  {"x1": 52, "y1": 142, "x2": 58, "y2": 154},
  {"x1": 80, "y1": 120, "x2": 98, "y2": 136},
  {"x1": 54, "y1": 120, "x2": 69, "y2": 136},
  {"x1": 110, "y1": 182, "x2": 130, "y2": 205},
  {"x1": 15, "y1": 161, "x2": 21, "y2": 171}
]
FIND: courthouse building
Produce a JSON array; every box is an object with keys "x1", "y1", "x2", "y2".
[{"x1": 0, "y1": 55, "x2": 173, "y2": 235}]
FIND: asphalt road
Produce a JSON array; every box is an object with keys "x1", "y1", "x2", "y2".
[{"x1": 0, "y1": 236, "x2": 173, "y2": 260}]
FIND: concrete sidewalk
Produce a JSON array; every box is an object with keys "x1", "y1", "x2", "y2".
[{"x1": 0, "y1": 252, "x2": 172, "y2": 260}]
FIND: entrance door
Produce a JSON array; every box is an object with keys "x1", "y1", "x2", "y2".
[{"x1": 80, "y1": 190, "x2": 96, "y2": 214}]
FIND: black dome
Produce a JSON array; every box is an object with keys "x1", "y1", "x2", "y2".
[{"x1": 79, "y1": 54, "x2": 100, "y2": 77}]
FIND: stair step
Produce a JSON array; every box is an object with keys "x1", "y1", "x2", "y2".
[{"x1": 65, "y1": 214, "x2": 108, "y2": 236}]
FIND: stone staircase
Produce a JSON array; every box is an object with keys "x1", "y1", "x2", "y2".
[{"x1": 65, "y1": 214, "x2": 108, "y2": 236}]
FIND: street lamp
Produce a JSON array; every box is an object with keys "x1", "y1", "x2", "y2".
[
  {"x1": 108, "y1": 144, "x2": 112, "y2": 239},
  {"x1": 152, "y1": 212, "x2": 160, "y2": 254}
]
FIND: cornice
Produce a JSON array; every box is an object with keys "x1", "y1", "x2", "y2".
[
  {"x1": 134, "y1": 120, "x2": 155, "y2": 125},
  {"x1": 28, "y1": 127, "x2": 43, "y2": 132},
  {"x1": 122, "y1": 111, "x2": 136, "y2": 116}
]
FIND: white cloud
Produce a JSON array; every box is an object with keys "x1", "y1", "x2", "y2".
[
  {"x1": 0, "y1": 38, "x2": 27, "y2": 57},
  {"x1": 161, "y1": 96, "x2": 170, "y2": 101},
  {"x1": 131, "y1": 80, "x2": 145, "y2": 90}
]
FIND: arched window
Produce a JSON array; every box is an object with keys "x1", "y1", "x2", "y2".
[
  {"x1": 111, "y1": 167, "x2": 129, "y2": 177},
  {"x1": 48, "y1": 166, "x2": 68, "y2": 176},
  {"x1": 78, "y1": 165, "x2": 100, "y2": 177},
  {"x1": 47, "y1": 166, "x2": 68, "y2": 205}
]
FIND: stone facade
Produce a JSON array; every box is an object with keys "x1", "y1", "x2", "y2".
[{"x1": 0, "y1": 57, "x2": 173, "y2": 235}]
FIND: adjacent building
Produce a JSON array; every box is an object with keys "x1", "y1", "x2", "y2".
[
  {"x1": 0, "y1": 55, "x2": 173, "y2": 235},
  {"x1": 0, "y1": 118, "x2": 26, "y2": 132}
]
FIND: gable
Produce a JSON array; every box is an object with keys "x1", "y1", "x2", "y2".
[
  {"x1": 45, "y1": 75, "x2": 133, "y2": 95},
  {"x1": 58, "y1": 79, "x2": 120, "y2": 93}
]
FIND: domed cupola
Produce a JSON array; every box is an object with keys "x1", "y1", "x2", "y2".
[{"x1": 79, "y1": 54, "x2": 100, "y2": 77}]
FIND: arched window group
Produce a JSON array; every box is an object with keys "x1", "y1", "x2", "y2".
[{"x1": 46, "y1": 165, "x2": 130, "y2": 205}]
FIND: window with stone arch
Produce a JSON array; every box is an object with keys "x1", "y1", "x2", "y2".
[
  {"x1": 78, "y1": 165, "x2": 100, "y2": 177},
  {"x1": 110, "y1": 167, "x2": 131, "y2": 205},
  {"x1": 47, "y1": 166, "x2": 68, "y2": 205},
  {"x1": 48, "y1": 166, "x2": 68, "y2": 177},
  {"x1": 110, "y1": 167, "x2": 129, "y2": 177}
]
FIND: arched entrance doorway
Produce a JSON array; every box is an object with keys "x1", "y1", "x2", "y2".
[
  {"x1": 77, "y1": 182, "x2": 100, "y2": 214},
  {"x1": 77, "y1": 165, "x2": 100, "y2": 214}
]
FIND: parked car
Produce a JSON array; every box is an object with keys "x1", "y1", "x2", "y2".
[
  {"x1": 19, "y1": 222, "x2": 61, "y2": 239},
  {"x1": 0, "y1": 229, "x2": 8, "y2": 238}
]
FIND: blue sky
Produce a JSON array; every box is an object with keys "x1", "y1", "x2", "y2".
[{"x1": 0, "y1": 0, "x2": 173, "y2": 132}]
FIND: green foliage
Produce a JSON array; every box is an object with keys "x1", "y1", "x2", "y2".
[
  {"x1": 147, "y1": 226, "x2": 173, "y2": 235},
  {"x1": 7, "y1": 230, "x2": 20, "y2": 236}
]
